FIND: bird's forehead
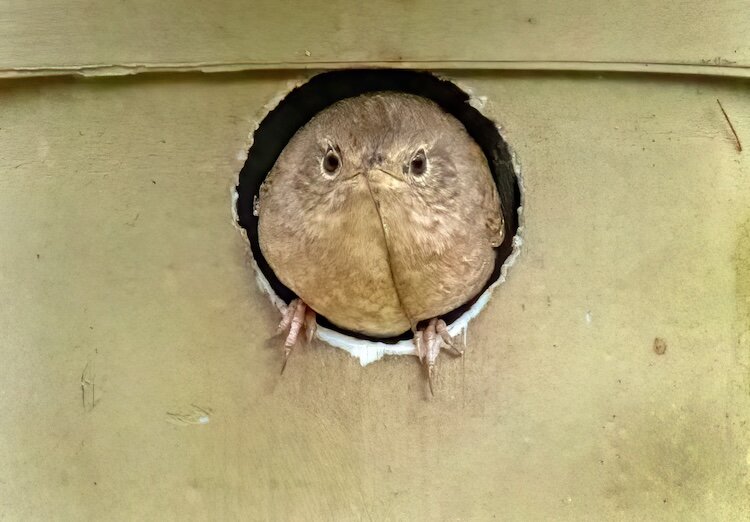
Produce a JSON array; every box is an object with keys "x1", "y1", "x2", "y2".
[{"x1": 311, "y1": 94, "x2": 453, "y2": 147}]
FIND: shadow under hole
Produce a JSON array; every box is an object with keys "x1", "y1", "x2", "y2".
[{"x1": 236, "y1": 69, "x2": 520, "y2": 343}]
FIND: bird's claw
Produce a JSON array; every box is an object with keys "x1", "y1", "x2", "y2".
[
  {"x1": 414, "y1": 318, "x2": 463, "y2": 395},
  {"x1": 276, "y1": 299, "x2": 317, "y2": 374}
]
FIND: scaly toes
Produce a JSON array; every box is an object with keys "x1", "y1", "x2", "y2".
[
  {"x1": 276, "y1": 299, "x2": 298, "y2": 335},
  {"x1": 277, "y1": 299, "x2": 317, "y2": 374},
  {"x1": 285, "y1": 300, "x2": 307, "y2": 348},
  {"x1": 413, "y1": 318, "x2": 444, "y2": 396},
  {"x1": 436, "y1": 319, "x2": 463, "y2": 357},
  {"x1": 413, "y1": 318, "x2": 466, "y2": 395}
]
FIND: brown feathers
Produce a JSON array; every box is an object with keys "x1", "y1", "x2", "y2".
[{"x1": 258, "y1": 92, "x2": 503, "y2": 337}]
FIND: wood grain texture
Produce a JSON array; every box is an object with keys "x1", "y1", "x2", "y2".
[
  {"x1": 0, "y1": 0, "x2": 749, "y2": 77},
  {"x1": 0, "y1": 71, "x2": 748, "y2": 519}
]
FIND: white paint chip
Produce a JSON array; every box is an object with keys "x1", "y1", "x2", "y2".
[{"x1": 468, "y1": 95, "x2": 488, "y2": 110}]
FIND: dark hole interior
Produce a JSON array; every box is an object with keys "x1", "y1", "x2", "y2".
[{"x1": 236, "y1": 69, "x2": 521, "y2": 343}]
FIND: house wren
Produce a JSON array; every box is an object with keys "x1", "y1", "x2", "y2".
[{"x1": 258, "y1": 92, "x2": 503, "y2": 384}]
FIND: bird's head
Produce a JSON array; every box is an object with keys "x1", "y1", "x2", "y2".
[{"x1": 270, "y1": 92, "x2": 490, "y2": 219}]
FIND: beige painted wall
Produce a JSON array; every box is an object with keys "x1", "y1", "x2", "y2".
[
  {"x1": 0, "y1": 70, "x2": 748, "y2": 520},
  {"x1": 1, "y1": 1, "x2": 749, "y2": 77},
  {"x1": 1, "y1": 2, "x2": 749, "y2": 519}
]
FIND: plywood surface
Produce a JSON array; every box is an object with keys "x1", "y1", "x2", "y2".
[
  {"x1": 1, "y1": 1, "x2": 749, "y2": 77},
  {"x1": 0, "y1": 71, "x2": 748, "y2": 520}
]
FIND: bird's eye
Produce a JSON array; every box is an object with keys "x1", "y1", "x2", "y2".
[
  {"x1": 410, "y1": 149, "x2": 427, "y2": 176},
  {"x1": 322, "y1": 147, "x2": 341, "y2": 175}
]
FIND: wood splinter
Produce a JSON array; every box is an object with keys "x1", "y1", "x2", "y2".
[{"x1": 716, "y1": 99, "x2": 742, "y2": 152}]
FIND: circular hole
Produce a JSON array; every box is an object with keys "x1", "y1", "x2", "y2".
[{"x1": 236, "y1": 69, "x2": 521, "y2": 343}]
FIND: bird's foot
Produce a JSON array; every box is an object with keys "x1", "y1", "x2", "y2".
[
  {"x1": 276, "y1": 299, "x2": 317, "y2": 374},
  {"x1": 413, "y1": 318, "x2": 464, "y2": 395}
]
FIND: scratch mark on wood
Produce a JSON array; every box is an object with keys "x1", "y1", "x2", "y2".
[
  {"x1": 166, "y1": 404, "x2": 212, "y2": 426},
  {"x1": 80, "y1": 364, "x2": 86, "y2": 410},
  {"x1": 81, "y1": 358, "x2": 96, "y2": 412},
  {"x1": 716, "y1": 99, "x2": 742, "y2": 152},
  {"x1": 125, "y1": 213, "x2": 140, "y2": 227},
  {"x1": 461, "y1": 346, "x2": 467, "y2": 409}
]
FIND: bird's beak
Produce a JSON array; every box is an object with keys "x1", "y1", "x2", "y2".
[
  {"x1": 366, "y1": 167, "x2": 408, "y2": 184},
  {"x1": 341, "y1": 171, "x2": 362, "y2": 182}
]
